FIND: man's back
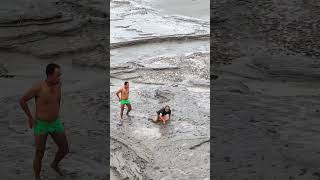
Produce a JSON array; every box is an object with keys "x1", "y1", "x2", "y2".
[{"x1": 35, "y1": 81, "x2": 61, "y2": 122}]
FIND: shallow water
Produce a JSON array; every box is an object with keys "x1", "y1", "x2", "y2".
[
  {"x1": 147, "y1": 0, "x2": 210, "y2": 20},
  {"x1": 110, "y1": 0, "x2": 209, "y2": 44}
]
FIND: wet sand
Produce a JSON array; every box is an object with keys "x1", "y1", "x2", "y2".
[
  {"x1": 110, "y1": 50, "x2": 210, "y2": 179},
  {"x1": 0, "y1": 0, "x2": 108, "y2": 179},
  {"x1": 213, "y1": 55, "x2": 320, "y2": 180},
  {"x1": 110, "y1": 0, "x2": 210, "y2": 179},
  {"x1": 212, "y1": 0, "x2": 320, "y2": 179}
]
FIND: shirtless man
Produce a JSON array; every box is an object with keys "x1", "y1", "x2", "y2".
[
  {"x1": 19, "y1": 63, "x2": 69, "y2": 180},
  {"x1": 116, "y1": 81, "x2": 132, "y2": 125}
]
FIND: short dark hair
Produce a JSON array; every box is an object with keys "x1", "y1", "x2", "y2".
[
  {"x1": 124, "y1": 81, "x2": 129, "y2": 85},
  {"x1": 46, "y1": 63, "x2": 60, "y2": 76}
]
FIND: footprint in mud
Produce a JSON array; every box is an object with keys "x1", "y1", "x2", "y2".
[{"x1": 299, "y1": 168, "x2": 308, "y2": 176}]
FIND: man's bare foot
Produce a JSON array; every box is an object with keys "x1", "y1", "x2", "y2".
[
  {"x1": 117, "y1": 119, "x2": 124, "y2": 126},
  {"x1": 50, "y1": 162, "x2": 63, "y2": 176}
]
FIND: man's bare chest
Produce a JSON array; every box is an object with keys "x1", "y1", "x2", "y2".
[
  {"x1": 37, "y1": 86, "x2": 61, "y2": 104},
  {"x1": 122, "y1": 89, "x2": 129, "y2": 95}
]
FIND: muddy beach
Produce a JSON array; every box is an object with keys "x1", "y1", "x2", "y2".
[
  {"x1": 0, "y1": 0, "x2": 108, "y2": 179},
  {"x1": 212, "y1": 1, "x2": 320, "y2": 179},
  {"x1": 110, "y1": 0, "x2": 210, "y2": 179}
]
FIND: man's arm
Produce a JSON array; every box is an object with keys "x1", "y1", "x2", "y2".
[
  {"x1": 19, "y1": 83, "x2": 40, "y2": 128},
  {"x1": 116, "y1": 88, "x2": 122, "y2": 101}
]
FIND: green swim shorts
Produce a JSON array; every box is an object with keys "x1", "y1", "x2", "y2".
[
  {"x1": 120, "y1": 99, "x2": 131, "y2": 105},
  {"x1": 34, "y1": 117, "x2": 64, "y2": 135}
]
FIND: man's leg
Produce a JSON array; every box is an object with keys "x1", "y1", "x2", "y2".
[
  {"x1": 126, "y1": 104, "x2": 132, "y2": 115},
  {"x1": 153, "y1": 114, "x2": 159, "y2": 122},
  {"x1": 50, "y1": 132, "x2": 69, "y2": 176},
  {"x1": 120, "y1": 104, "x2": 125, "y2": 121},
  {"x1": 34, "y1": 134, "x2": 48, "y2": 180}
]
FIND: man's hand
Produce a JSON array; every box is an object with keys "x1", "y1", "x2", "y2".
[
  {"x1": 116, "y1": 88, "x2": 122, "y2": 101},
  {"x1": 161, "y1": 116, "x2": 166, "y2": 124},
  {"x1": 28, "y1": 117, "x2": 35, "y2": 129}
]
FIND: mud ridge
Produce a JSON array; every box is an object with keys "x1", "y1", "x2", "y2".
[{"x1": 111, "y1": 34, "x2": 210, "y2": 49}]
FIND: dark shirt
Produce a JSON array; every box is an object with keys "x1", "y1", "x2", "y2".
[{"x1": 157, "y1": 107, "x2": 171, "y2": 116}]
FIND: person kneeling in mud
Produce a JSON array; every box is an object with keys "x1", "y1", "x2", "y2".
[{"x1": 153, "y1": 105, "x2": 171, "y2": 124}]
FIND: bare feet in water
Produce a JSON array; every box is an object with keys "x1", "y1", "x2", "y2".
[{"x1": 51, "y1": 162, "x2": 63, "y2": 176}]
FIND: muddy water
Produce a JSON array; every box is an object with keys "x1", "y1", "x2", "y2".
[
  {"x1": 110, "y1": 0, "x2": 210, "y2": 179},
  {"x1": 110, "y1": 0, "x2": 209, "y2": 44},
  {"x1": 147, "y1": 0, "x2": 210, "y2": 20}
]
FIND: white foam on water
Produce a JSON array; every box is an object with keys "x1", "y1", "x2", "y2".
[
  {"x1": 146, "y1": 0, "x2": 210, "y2": 20},
  {"x1": 110, "y1": 0, "x2": 209, "y2": 44}
]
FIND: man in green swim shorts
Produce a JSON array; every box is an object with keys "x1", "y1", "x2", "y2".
[
  {"x1": 20, "y1": 63, "x2": 69, "y2": 180},
  {"x1": 116, "y1": 81, "x2": 132, "y2": 125}
]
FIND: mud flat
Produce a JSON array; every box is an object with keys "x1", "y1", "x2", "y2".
[
  {"x1": 212, "y1": 0, "x2": 320, "y2": 179},
  {"x1": 0, "y1": 0, "x2": 108, "y2": 179},
  {"x1": 110, "y1": 0, "x2": 210, "y2": 179},
  {"x1": 213, "y1": 55, "x2": 320, "y2": 180},
  {"x1": 110, "y1": 54, "x2": 210, "y2": 179}
]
